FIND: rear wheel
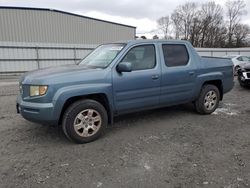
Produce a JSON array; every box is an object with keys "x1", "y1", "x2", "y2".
[
  {"x1": 62, "y1": 99, "x2": 107, "y2": 143},
  {"x1": 195, "y1": 84, "x2": 220, "y2": 114}
]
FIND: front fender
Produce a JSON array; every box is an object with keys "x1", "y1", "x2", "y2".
[{"x1": 52, "y1": 83, "x2": 113, "y2": 120}]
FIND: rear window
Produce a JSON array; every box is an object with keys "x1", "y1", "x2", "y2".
[{"x1": 162, "y1": 44, "x2": 189, "y2": 67}]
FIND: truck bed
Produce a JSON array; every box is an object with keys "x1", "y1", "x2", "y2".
[{"x1": 201, "y1": 56, "x2": 233, "y2": 69}]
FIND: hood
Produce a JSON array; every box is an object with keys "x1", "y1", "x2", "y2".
[
  {"x1": 242, "y1": 63, "x2": 250, "y2": 71},
  {"x1": 20, "y1": 64, "x2": 108, "y2": 85}
]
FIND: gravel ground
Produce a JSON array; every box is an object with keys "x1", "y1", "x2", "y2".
[{"x1": 0, "y1": 80, "x2": 249, "y2": 188}]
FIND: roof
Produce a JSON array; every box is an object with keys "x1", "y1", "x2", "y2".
[
  {"x1": 0, "y1": 6, "x2": 136, "y2": 29},
  {"x1": 118, "y1": 39, "x2": 191, "y2": 45}
]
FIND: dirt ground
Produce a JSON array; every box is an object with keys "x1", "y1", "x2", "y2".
[{"x1": 0, "y1": 79, "x2": 249, "y2": 188}]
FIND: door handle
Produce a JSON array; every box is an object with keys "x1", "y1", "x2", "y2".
[
  {"x1": 151, "y1": 75, "x2": 159, "y2": 80},
  {"x1": 189, "y1": 71, "x2": 195, "y2": 76}
]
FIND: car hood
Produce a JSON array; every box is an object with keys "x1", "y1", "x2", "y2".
[
  {"x1": 20, "y1": 64, "x2": 108, "y2": 85},
  {"x1": 241, "y1": 63, "x2": 250, "y2": 71}
]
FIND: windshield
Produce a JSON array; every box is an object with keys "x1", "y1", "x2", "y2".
[
  {"x1": 79, "y1": 44, "x2": 125, "y2": 68},
  {"x1": 245, "y1": 56, "x2": 250, "y2": 61}
]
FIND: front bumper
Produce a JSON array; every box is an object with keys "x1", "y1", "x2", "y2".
[
  {"x1": 16, "y1": 95, "x2": 58, "y2": 125},
  {"x1": 239, "y1": 72, "x2": 250, "y2": 86}
]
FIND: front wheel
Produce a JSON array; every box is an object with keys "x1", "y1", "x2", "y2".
[
  {"x1": 62, "y1": 99, "x2": 107, "y2": 144},
  {"x1": 195, "y1": 84, "x2": 220, "y2": 114},
  {"x1": 238, "y1": 75, "x2": 248, "y2": 88},
  {"x1": 234, "y1": 66, "x2": 240, "y2": 76}
]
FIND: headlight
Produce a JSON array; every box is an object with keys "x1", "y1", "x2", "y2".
[
  {"x1": 30, "y1": 85, "x2": 48, "y2": 97},
  {"x1": 19, "y1": 84, "x2": 23, "y2": 94}
]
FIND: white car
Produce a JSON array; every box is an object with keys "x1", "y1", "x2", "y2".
[{"x1": 225, "y1": 55, "x2": 250, "y2": 74}]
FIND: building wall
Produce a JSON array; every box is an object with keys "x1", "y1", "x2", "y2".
[
  {"x1": 0, "y1": 7, "x2": 135, "y2": 44},
  {"x1": 0, "y1": 7, "x2": 135, "y2": 74}
]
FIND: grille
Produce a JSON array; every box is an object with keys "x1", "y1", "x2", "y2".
[{"x1": 247, "y1": 72, "x2": 250, "y2": 78}]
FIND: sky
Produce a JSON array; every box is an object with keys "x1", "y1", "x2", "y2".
[{"x1": 0, "y1": 0, "x2": 250, "y2": 38}]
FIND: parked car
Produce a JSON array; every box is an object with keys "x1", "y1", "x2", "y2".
[
  {"x1": 237, "y1": 63, "x2": 250, "y2": 88},
  {"x1": 17, "y1": 40, "x2": 234, "y2": 143},
  {"x1": 224, "y1": 55, "x2": 250, "y2": 74}
]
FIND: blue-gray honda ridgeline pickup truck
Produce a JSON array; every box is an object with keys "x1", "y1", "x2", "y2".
[{"x1": 17, "y1": 40, "x2": 234, "y2": 143}]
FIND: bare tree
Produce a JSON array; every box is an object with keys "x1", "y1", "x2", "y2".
[
  {"x1": 199, "y1": 2, "x2": 224, "y2": 47},
  {"x1": 214, "y1": 26, "x2": 228, "y2": 48},
  {"x1": 171, "y1": 2, "x2": 198, "y2": 40},
  {"x1": 156, "y1": 0, "x2": 250, "y2": 47},
  {"x1": 157, "y1": 16, "x2": 170, "y2": 39},
  {"x1": 152, "y1": 35, "x2": 159, "y2": 39},
  {"x1": 225, "y1": 0, "x2": 247, "y2": 47},
  {"x1": 234, "y1": 24, "x2": 250, "y2": 47},
  {"x1": 171, "y1": 11, "x2": 182, "y2": 39}
]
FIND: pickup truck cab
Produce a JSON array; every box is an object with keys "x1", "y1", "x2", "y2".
[{"x1": 17, "y1": 40, "x2": 234, "y2": 143}]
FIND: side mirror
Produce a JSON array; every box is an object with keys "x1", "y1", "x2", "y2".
[{"x1": 116, "y1": 62, "x2": 132, "y2": 73}]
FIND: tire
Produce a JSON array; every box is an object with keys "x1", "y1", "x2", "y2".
[
  {"x1": 239, "y1": 81, "x2": 248, "y2": 88},
  {"x1": 62, "y1": 99, "x2": 107, "y2": 144},
  {"x1": 238, "y1": 75, "x2": 248, "y2": 88},
  {"x1": 234, "y1": 66, "x2": 240, "y2": 76},
  {"x1": 195, "y1": 84, "x2": 220, "y2": 115}
]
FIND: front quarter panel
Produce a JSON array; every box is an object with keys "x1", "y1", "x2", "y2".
[{"x1": 52, "y1": 83, "x2": 113, "y2": 120}]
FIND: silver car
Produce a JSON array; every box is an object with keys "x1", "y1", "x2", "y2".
[{"x1": 225, "y1": 55, "x2": 250, "y2": 74}]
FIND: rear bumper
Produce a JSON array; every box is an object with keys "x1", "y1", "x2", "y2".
[{"x1": 16, "y1": 95, "x2": 58, "y2": 125}]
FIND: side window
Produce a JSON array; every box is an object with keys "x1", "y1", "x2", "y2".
[
  {"x1": 241, "y1": 56, "x2": 249, "y2": 61},
  {"x1": 237, "y1": 57, "x2": 243, "y2": 61},
  {"x1": 162, "y1": 44, "x2": 189, "y2": 67},
  {"x1": 121, "y1": 45, "x2": 156, "y2": 71}
]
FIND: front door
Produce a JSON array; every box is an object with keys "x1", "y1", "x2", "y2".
[{"x1": 112, "y1": 44, "x2": 161, "y2": 113}]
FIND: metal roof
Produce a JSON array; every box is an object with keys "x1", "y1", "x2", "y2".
[{"x1": 0, "y1": 6, "x2": 136, "y2": 29}]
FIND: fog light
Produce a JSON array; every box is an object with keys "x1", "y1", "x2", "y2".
[{"x1": 241, "y1": 76, "x2": 245, "y2": 81}]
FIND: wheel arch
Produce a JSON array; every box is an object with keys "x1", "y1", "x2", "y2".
[
  {"x1": 58, "y1": 93, "x2": 113, "y2": 126},
  {"x1": 202, "y1": 80, "x2": 223, "y2": 100}
]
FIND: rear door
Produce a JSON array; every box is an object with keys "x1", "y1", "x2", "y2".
[
  {"x1": 112, "y1": 44, "x2": 161, "y2": 113},
  {"x1": 159, "y1": 43, "x2": 197, "y2": 105}
]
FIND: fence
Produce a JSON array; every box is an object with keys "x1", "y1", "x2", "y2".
[
  {"x1": 196, "y1": 47, "x2": 250, "y2": 57},
  {"x1": 0, "y1": 42, "x2": 96, "y2": 76},
  {"x1": 0, "y1": 42, "x2": 250, "y2": 77}
]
